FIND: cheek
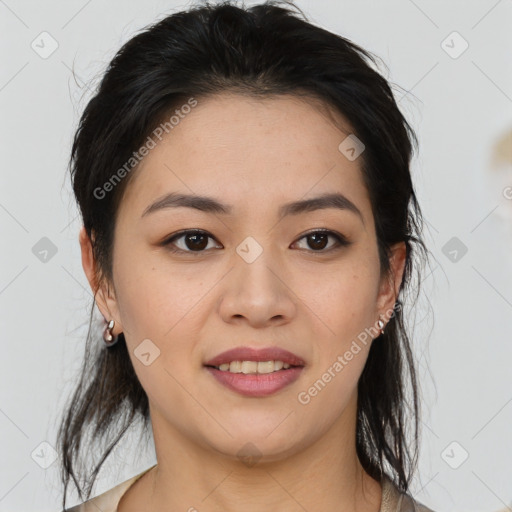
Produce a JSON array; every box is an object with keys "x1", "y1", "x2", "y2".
[
  {"x1": 299, "y1": 258, "x2": 379, "y2": 341},
  {"x1": 112, "y1": 244, "x2": 206, "y2": 339},
  {"x1": 112, "y1": 250, "x2": 214, "y2": 405},
  {"x1": 296, "y1": 340, "x2": 371, "y2": 439},
  {"x1": 111, "y1": 252, "x2": 206, "y2": 419},
  {"x1": 297, "y1": 282, "x2": 375, "y2": 423}
]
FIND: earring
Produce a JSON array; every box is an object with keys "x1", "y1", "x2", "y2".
[
  {"x1": 103, "y1": 319, "x2": 119, "y2": 347},
  {"x1": 377, "y1": 315, "x2": 386, "y2": 336}
]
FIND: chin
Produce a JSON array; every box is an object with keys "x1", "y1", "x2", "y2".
[{"x1": 206, "y1": 428, "x2": 303, "y2": 464}]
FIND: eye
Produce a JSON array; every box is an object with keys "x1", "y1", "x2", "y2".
[
  {"x1": 292, "y1": 229, "x2": 352, "y2": 252},
  {"x1": 162, "y1": 229, "x2": 221, "y2": 254},
  {"x1": 161, "y1": 228, "x2": 352, "y2": 255}
]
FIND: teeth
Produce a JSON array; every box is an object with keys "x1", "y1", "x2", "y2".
[
  {"x1": 230, "y1": 361, "x2": 242, "y2": 373},
  {"x1": 215, "y1": 360, "x2": 294, "y2": 374},
  {"x1": 241, "y1": 361, "x2": 257, "y2": 374}
]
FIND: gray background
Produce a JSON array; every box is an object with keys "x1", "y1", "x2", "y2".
[{"x1": 1, "y1": 0, "x2": 511, "y2": 510}]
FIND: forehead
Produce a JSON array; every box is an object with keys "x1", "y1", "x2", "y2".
[{"x1": 118, "y1": 93, "x2": 372, "y2": 224}]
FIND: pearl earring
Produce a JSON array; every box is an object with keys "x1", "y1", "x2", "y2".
[{"x1": 103, "y1": 319, "x2": 119, "y2": 347}]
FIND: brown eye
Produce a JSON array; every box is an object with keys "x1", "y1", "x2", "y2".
[
  {"x1": 306, "y1": 232, "x2": 329, "y2": 250},
  {"x1": 183, "y1": 232, "x2": 209, "y2": 250},
  {"x1": 163, "y1": 230, "x2": 220, "y2": 254},
  {"x1": 293, "y1": 230, "x2": 351, "y2": 252},
  {"x1": 162, "y1": 228, "x2": 351, "y2": 256}
]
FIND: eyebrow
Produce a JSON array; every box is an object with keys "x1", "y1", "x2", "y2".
[{"x1": 141, "y1": 191, "x2": 364, "y2": 224}]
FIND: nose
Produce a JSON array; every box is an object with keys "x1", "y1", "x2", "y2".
[{"x1": 218, "y1": 247, "x2": 297, "y2": 328}]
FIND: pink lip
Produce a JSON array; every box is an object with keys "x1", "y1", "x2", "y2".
[
  {"x1": 205, "y1": 366, "x2": 304, "y2": 397},
  {"x1": 203, "y1": 346, "x2": 306, "y2": 398},
  {"x1": 203, "y1": 346, "x2": 306, "y2": 367}
]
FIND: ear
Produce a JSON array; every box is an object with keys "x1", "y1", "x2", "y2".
[
  {"x1": 375, "y1": 241, "x2": 407, "y2": 322},
  {"x1": 79, "y1": 226, "x2": 123, "y2": 335}
]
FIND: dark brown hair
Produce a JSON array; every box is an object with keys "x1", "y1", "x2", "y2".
[{"x1": 57, "y1": 1, "x2": 431, "y2": 509}]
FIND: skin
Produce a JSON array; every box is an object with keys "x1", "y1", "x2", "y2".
[{"x1": 80, "y1": 93, "x2": 406, "y2": 512}]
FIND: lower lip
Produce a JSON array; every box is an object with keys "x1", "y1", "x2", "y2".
[{"x1": 205, "y1": 366, "x2": 304, "y2": 397}]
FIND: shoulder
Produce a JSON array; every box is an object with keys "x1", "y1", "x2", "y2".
[
  {"x1": 64, "y1": 480, "x2": 131, "y2": 512},
  {"x1": 397, "y1": 494, "x2": 436, "y2": 512},
  {"x1": 63, "y1": 465, "x2": 156, "y2": 512},
  {"x1": 380, "y1": 475, "x2": 436, "y2": 512}
]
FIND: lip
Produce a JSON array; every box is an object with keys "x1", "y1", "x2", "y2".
[
  {"x1": 203, "y1": 346, "x2": 306, "y2": 398},
  {"x1": 203, "y1": 346, "x2": 306, "y2": 367},
  {"x1": 205, "y1": 366, "x2": 304, "y2": 397}
]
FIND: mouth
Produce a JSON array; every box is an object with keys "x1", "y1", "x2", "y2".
[
  {"x1": 205, "y1": 359, "x2": 302, "y2": 372},
  {"x1": 203, "y1": 346, "x2": 305, "y2": 397}
]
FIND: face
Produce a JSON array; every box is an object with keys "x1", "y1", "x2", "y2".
[{"x1": 81, "y1": 93, "x2": 405, "y2": 463}]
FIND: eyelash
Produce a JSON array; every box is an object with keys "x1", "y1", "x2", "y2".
[{"x1": 161, "y1": 229, "x2": 352, "y2": 255}]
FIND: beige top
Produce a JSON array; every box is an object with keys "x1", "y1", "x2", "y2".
[{"x1": 65, "y1": 464, "x2": 435, "y2": 512}]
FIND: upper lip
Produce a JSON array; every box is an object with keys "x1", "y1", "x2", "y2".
[{"x1": 204, "y1": 346, "x2": 306, "y2": 367}]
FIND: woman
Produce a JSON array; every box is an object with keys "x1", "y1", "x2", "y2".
[{"x1": 57, "y1": 1, "x2": 435, "y2": 510}]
